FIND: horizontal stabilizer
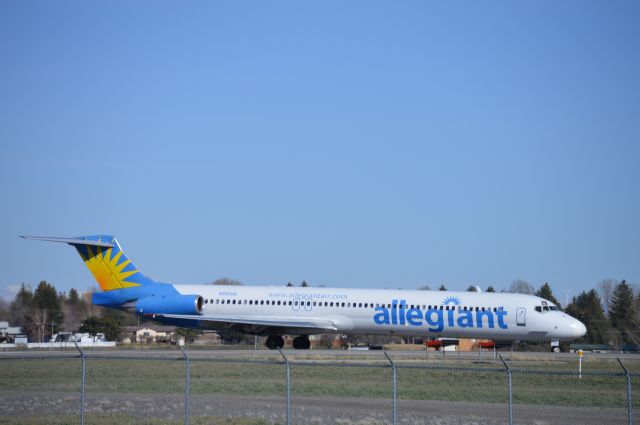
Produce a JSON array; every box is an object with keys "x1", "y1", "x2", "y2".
[{"x1": 19, "y1": 235, "x2": 115, "y2": 248}]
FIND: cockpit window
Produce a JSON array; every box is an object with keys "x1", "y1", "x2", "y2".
[{"x1": 536, "y1": 304, "x2": 558, "y2": 313}]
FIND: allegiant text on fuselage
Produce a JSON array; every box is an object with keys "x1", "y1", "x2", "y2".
[{"x1": 373, "y1": 299, "x2": 509, "y2": 332}]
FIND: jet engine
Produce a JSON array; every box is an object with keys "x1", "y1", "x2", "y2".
[{"x1": 135, "y1": 294, "x2": 203, "y2": 315}]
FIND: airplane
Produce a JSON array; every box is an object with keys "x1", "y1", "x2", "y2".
[{"x1": 21, "y1": 235, "x2": 587, "y2": 349}]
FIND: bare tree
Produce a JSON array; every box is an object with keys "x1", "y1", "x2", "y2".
[
  {"x1": 509, "y1": 279, "x2": 535, "y2": 295},
  {"x1": 598, "y1": 278, "x2": 617, "y2": 313},
  {"x1": 211, "y1": 278, "x2": 242, "y2": 286}
]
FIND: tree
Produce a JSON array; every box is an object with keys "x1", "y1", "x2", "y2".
[
  {"x1": 0, "y1": 298, "x2": 9, "y2": 321},
  {"x1": 300, "y1": 281, "x2": 308, "y2": 287},
  {"x1": 80, "y1": 311, "x2": 124, "y2": 342},
  {"x1": 63, "y1": 288, "x2": 88, "y2": 332},
  {"x1": 175, "y1": 327, "x2": 203, "y2": 343},
  {"x1": 565, "y1": 290, "x2": 610, "y2": 344},
  {"x1": 486, "y1": 286, "x2": 496, "y2": 293},
  {"x1": 608, "y1": 280, "x2": 639, "y2": 344},
  {"x1": 535, "y1": 282, "x2": 561, "y2": 306},
  {"x1": 509, "y1": 279, "x2": 535, "y2": 295},
  {"x1": 417, "y1": 285, "x2": 431, "y2": 290},
  {"x1": 466, "y1": 285, "x2": 478, "y2": 292},
  {"x1": 438, "y1": 284, "x2": 447, "y2": 291},
  {"x1": 68, "y1": 288, "x2": 81, "y2": 305},
  {"x1": 598, "y1": 279, "x2": 617, "y2": 313},
  {"x1": 31, "y1": 281, "x2": 64, "y2": 341},
  {"x1": 286, "y1": 282, "x2": 293, "y2": 287},
  {"x1": 212, "y1": 278, "x2": 242, "y2": 286}
]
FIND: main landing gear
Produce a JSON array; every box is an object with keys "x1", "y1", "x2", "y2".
[
  {"x1": 292, "y1": 336, "x2": 310, "y2": 350},
  {"x1": 265, "y1": 335, "x2": 311, "y2": 350},
  {"x1": 266, "y1": 335, "x2": 284, "y2": 349}
]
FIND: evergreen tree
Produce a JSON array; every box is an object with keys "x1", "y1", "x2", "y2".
[
  {"x1": 32, "y1": 281, "x2": 64, "y2": 341},
  {"x1": 80, "y1": 310, "x2": 124, "y2": 342},
  {"x1": 609, "y1": 280, "x2": 639, "y2": 344},
  {"x1": 68, "y1": 288, "x2": 80, "y2": 304},
  {"x1": 535, "y1": 282, "x2": 561, "y2": 306},
  {"x1": 10, "y1": 284, "x2": 36, "y2": 339},
  {"x1": 565, "y1": 290, "x2": 610, "y2": 344},
  {"x1": 438, "y1": 284, "x2": 447, "y2": 291},
  {"x1": 300, "y1": 281, "x2": 308, "y2": 287},
  {"x1": 486, "y1": 286, "x2": 496, "y2": 293},
  {"x1": 466, "y1": 285, "x2": 478, "y2": 292}
]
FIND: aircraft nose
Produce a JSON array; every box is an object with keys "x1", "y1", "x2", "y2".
[{"x1": 571, "y1": 319, "x2": 587, "y2": 338}]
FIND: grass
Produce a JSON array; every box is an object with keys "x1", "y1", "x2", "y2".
[{"x1": 1, "y1": 356, "x2": 638, "y2": 409}]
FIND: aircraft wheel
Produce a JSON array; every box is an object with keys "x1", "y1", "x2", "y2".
[
  {"x1": 266, "y1": 335, "x2": 284, "y2": 350},
  {"x1": 293, "y1": 336, "x2": 310, "y2": 349}
]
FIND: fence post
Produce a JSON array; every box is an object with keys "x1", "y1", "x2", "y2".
[
  {"x1": 499, "y1": 355, "x2": 513, "y2": 425},
  {"x1": 277, "y1": 348, "x2": 291, "y2": 425},
  {"x1": 178, "y1": 346, "x2": 190, "y2": 425},
  {"x1": 617, "y1": 358, "x2": 632, "y2": 425},
  {"x1": 383, "y1": 351, "x2": 397, "y2": 425},
  {"x1": 73, "y1": 343, "x2": 86, "y2": 425}
]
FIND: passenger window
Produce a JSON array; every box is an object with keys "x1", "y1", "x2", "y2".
[
  {"x1": 341, "y1": 302, "x2": 346, "y2": 307},
  {"x1": 277, "y1": 301, "x2": 281, "y2": 305}
]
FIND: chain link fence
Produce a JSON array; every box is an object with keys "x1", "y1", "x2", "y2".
[{"x1": 0, "y1": 347, "x2": 637, "y2": 425}]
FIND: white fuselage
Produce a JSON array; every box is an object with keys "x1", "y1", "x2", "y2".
[{"x1": 174, "y1": 285, "x2": 586, "y2": 341}]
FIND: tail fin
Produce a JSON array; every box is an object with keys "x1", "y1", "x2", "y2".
[{"x1": 20, "y1": 235, "x2": 155, "y2": 291}]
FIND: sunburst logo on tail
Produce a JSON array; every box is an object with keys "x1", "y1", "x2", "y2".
[{"x1": 76, "y1": 243, "x2": 142, "y2": 291}]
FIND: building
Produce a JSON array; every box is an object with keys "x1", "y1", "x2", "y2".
[
  {"x1": 123, "y1": 326, "x2": 176, "y2": 343},
  {"x1": 0, "y1": 321, "x2": 22, "y2": 343}
]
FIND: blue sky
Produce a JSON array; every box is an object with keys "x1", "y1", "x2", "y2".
[{"x1": 1, "y1": 1, "x2": 639, "y2": 303}]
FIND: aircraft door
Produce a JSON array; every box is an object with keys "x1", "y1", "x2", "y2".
[
  {"x1": 304, "y1": 299, "x2": 312, "y2": 312},
  {"x1": 516, "y1": 307, "x2": 526, "y2": 326}
]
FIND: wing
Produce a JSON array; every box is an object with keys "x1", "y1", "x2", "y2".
[{"x1": 157, "y1": 313, "x2": 338, "y2": 335}]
